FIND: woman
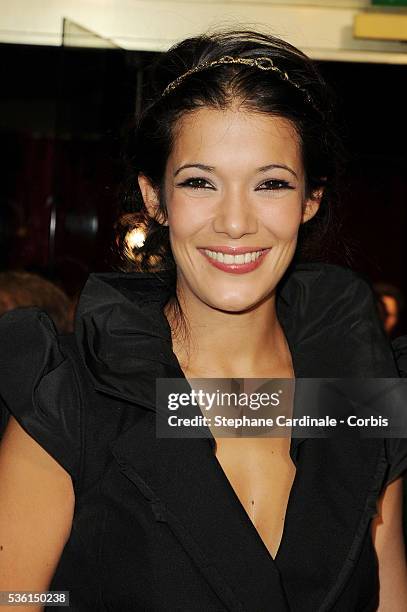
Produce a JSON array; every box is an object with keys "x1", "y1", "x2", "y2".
[{"x1": 0, "y1": 29, "x2": 406, "y2": 611}]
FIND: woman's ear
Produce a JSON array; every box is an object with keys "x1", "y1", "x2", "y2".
[
  {"x1": 301, "y1": 187, "x2": 324, "y2": 224},
  {"x1": 137, "y1": 173, "x2": 168, "y2": 226}
]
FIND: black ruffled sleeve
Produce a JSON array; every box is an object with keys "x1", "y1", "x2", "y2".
[
  {"x1": 384, "y1": 334, "x2": 407, "y2": 485},
  {"x1": 0, "y1": 308, "x2": 81, "y2": 484}
]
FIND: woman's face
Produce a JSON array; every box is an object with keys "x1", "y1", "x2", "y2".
[{"x1": 139, "y1": 106, "x2": 321, "y2": 313}]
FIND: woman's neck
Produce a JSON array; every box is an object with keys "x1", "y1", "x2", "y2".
[{"x1": 165, "y1": 285, "x2": 293, "y2": 379}]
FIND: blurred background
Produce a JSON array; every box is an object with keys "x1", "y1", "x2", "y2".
[{"x1": 0, "y1": 0, "x2": 407, "y2": 335}]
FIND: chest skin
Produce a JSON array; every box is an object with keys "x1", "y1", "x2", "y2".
[{"x1": 214, "y1": 436, "x2": 296, "y2": 561}]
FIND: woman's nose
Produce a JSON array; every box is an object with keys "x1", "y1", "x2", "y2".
[{"x1": 212, "y1": 191, "x2": 258, "y2": 238}]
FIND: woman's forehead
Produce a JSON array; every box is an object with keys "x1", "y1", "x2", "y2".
[{"x1": 168, "y1": 107, "x2": 302, "y2": 172}]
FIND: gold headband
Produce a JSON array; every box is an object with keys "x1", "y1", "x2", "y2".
[{"x1": 161, "y1": 55, "x2": 316, "y2": 110}]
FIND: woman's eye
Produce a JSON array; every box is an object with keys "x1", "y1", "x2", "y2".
[
  {"x1": 177, "y1": 177, "x2": 215, "y2": 190},
  {"x1": 176, "y1": 177, "x2": 293, "y2": 191},
  {"x1": 256, "y1": 179, "x2": 294, "y2": 191}
]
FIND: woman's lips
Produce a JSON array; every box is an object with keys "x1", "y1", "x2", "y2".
[{"x1": 198, "y1": 247, "x2": 272, "y2": 274}]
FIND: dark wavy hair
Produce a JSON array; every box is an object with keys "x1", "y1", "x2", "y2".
[{"x1": 114, "y1": 28, "x2": 347, "y2": 288}]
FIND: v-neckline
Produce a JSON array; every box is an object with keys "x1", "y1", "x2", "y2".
[
  {"x1": 175, "y1": 306, "x2": 300, "y2": 567},
  {"x1": 209, "y1": 433, "x2": 299, "y2": 565}
]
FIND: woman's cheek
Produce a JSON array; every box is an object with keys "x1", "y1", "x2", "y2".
[
  {"x1": 168, "y1": 197, "x2": 213, "y2": 240},
  {"x1": 262, "y1": 199, "x2": 303, "y2": 241}
]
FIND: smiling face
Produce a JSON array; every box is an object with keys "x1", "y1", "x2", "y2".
[{"x1": 138, "y1": 106, "x2": 322, "y2": 313}]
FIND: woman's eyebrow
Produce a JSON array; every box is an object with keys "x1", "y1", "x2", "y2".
[
  {"x1": 174, "y1": 163, "x2": 215, "y2": 177},
  {"x1": 173, "y1": 162, "x2": 298, "y2": 178},
  {"x1": 258, "y1": 164, "x2": 298, "y2": 178}
]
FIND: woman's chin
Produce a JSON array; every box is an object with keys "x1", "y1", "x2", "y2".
[{"x1": 203, "y1": 291, "x2": 266, "y2": 314}]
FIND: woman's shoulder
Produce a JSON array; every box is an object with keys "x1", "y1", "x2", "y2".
[
  {"x1": 281, "y1": 261, "x2": 374, "y2": 295},
  {"x1": 0, "y1": 307, "x2": 82, "y2": 484},
  {"x1": 278, "y1": 262, "x2": 399, "y2": 377},
  {"x1": 279, "y1": 262, "x2": 379, "y2": 323}
]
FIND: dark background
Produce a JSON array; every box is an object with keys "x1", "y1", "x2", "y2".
[{"x1": 0, "y1": 43, "x2": 406, "y2": 331}]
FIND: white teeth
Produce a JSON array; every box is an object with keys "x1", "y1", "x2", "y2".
[{"x1": 204, "y1": 249, "x2": 265, "y2": 264}]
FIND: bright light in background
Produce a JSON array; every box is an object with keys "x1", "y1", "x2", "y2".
[{"x1": 125, "y1": 226, "x2": 146, "y2": 251}]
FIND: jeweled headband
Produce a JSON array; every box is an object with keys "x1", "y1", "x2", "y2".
[{"x1": 160, "y1": 55, "x2": 319, "y2": 112}]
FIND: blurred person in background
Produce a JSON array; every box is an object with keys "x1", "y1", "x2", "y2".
[
  {"x1": 0, "y1": 271, "x2": 73, "y2": 334},
  {"x1": 373, "y1": 282, "x2": 405, "y2": 338}
]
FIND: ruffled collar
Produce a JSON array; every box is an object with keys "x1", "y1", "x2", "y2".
[{"x1": 74, "y1": 262, "x2": 399, "y2": 459}]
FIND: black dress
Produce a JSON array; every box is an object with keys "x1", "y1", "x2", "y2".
[{"x1": 1, "y1": 262, "x2": 407, "y2": 612}]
